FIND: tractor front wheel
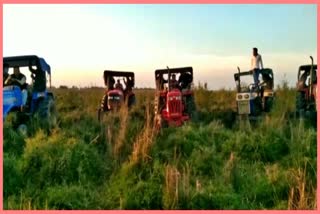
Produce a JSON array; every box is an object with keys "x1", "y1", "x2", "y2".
[{"x1": 17, "y1": 124, "x2": 28, "y2": 137}]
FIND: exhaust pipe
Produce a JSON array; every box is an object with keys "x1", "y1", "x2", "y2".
[
  {"x1": 237, "y1": 66, "x2": 241, "y2": 92},
  {"x1": 167, "y1": 66, "x2": 171, "y2": 91},
  {"x1": 309, "y1": 56, "x2": 314, "y2": 99}
]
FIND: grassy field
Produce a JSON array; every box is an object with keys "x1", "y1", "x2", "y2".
[{"x1": 3, "y1": 83, "x2": 317, "y2": 210}]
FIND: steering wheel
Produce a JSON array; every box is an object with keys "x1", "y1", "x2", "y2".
[
  {"x1": 6, "y1": 77, "x2": 21, "y2": 87},
  {"x1": 248, "y1": 83, "x2": 256, "y2": 91},
  {"x1": 258, "y1": 81, "x2": 267, "y2": 87}
]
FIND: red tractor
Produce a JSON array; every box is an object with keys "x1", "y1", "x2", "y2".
[
  {"x1": 98, "y1": 70, "x2": 135, "y2": 121},
  {"x1": 296, "y1": 56, "x2": 317, "y2": 121},
  {"x1": 154, "y1": 66, "x2": 196, "y2": 128}
]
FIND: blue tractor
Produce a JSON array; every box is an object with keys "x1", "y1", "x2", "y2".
[
  {"x1": 234, "y1": 67, "x2": 275, "y2": 119},
  {"x1": 3, "y1": 55, "x2": 57, "y2": 134}
]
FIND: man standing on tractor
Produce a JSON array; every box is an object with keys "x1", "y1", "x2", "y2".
[
  {"x1": 5, "y1": 66, "x2": 28, "y2": 105},
  {"x1": 251, "y1": 47, "x2": 264, "y2": 87}
]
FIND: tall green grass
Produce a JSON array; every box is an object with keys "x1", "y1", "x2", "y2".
[{"x1": 3, "y1": 85, "x2": 316, "y2": 210}]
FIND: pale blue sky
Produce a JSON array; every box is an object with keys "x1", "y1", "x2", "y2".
[
  {"x1": 3, "y1": 4, "x2": 317, "y2": 89},
  {"x1": 88, "y1": 4, "x2": 316, "y2": 54}
]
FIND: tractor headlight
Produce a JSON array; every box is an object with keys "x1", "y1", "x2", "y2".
[
  {"x1": 251, "y1": 92, "x2": 258, "y2": 98},
  {"x1": 108, "y1": 96, "x2": 120, "y2": 100},
  {"x1": 237, "y1": 94, "x2": 243, "y2": 100},
  {"x1": 175, "y1": 96, "x2": 181, "y2": 100},
  {"x1": 37, "y1": 92, "x2": 46, "y2": 98},
  {"x1": 244, "y1": 94, "x2": 249, "y2": 99}
]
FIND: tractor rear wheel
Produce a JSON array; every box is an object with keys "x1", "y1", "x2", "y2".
[
  {"x1": 98, "y1": 94, "x2": 108, "y2": 121},
  {"x1": 154, "y1": 114, "x2": 163, "y2": 130},
  {"x1": 36, "y1": 96, "x2": 57, "y2": 132},
  {"x1": 97, "y1": 108, "x2": 103, "y2": 122},
  {"x1": 186, "y1": 95, "x2": 198, "y2": 121},
  {"x1": 128, "y1": 94, "x2": 136, "y2": 108},
  {"x1": 296, "y1": 91, "x2": 306, "y2": 117},
  {"x1": 154, "y1": 94, "x2": 159, "y2": 115},
  {"x1": 252, "y1": 97, "x2": 263, "y2": 116},
  {"x1": 264, "y1": 97, "x2": 273, "y2": 112},
  {"x1": 100, "y1": 94, "x2": 108, "y2": 111}
]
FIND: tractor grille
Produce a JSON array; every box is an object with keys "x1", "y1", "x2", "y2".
[
  {"x1": 238, "y1": 100, "x2": 250, "y2": 114},
  {"x1": 169, "y1": 100, "x2": 181, "y2": 116}
]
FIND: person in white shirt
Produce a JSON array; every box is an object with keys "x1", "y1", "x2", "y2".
[{"x1": 251, "y1": 47, "x2": 263, "y2": 86}]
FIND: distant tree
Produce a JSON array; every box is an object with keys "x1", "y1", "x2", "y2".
[
  {"x1": 204, "y1": 82, "x2": 208, "y2": 90},
  {"x1": 59, "y1": 85, "x2": 68, "y2": 89}
]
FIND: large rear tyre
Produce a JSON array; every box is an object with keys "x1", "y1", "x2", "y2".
[
  {"x1": 154, "y1": 114, "x2": 162, "y2": 131},
  {"x1": 186, "y1": 95, "x2": 198, "y2": 122},
  {"x1": 252, "y1": 97, "x2": 263, "y2": 116},
  {"x1": 97, "y1": 108, "x2": 104, "y2": 122},
  {"x1": 154, "y1": 114, "x2": 168, "y2": 130},
  {"x1": 36, "y1": 96, "x2": 57, "y2": 132},
  {"x1": 128, "y1": 94, "x2": 136, "y2": 108},
  {"x1": 264, "y1": 97, "x2": 273, "y2": 112},
  {"x1": 98, "y1": 94, "x2": 108, "y2": 122},
  {"x1": 154, "y1": 93, "x2": 160, "y2": 115},
  {"x1": 296, "y1": 91, "x2": 306, "y2": 118}
]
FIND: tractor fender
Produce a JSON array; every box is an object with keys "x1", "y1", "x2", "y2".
[
  {"x1": 31, "y1": 91, "x2": 48, "y2": 113},
  {"x1": 47, "y1": 92, "x2": 54, "y2": 99},
  {"x1": 3, "y1": 86, "x2": 24, "y2": 120}
]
